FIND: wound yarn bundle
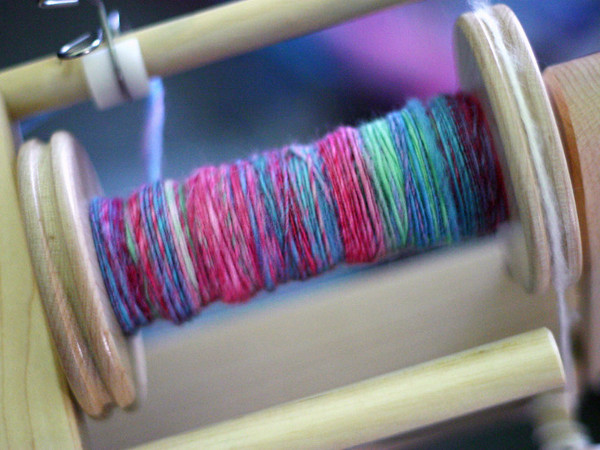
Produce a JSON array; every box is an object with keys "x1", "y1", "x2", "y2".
[{"x1": 90, "y1": 93, "x2": 508, "y2": 335}]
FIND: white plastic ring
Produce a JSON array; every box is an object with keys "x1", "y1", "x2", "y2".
[{"x1": 82, "y1": 39, "x2": 150, "y2": 110}]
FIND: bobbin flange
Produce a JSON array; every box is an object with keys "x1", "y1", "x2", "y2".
[
  {"x1": 454, "y1": 5, "x2": 582, "y2": 293},
  {"x1": 18, "y1": 138, "x2": 112, "y2": 417},
  {"x1": 17, "y1": 132, "x2": 145, "y2": 417},
  {"x1": 51, "y1": 132, "x2": 146, "y2": 405}
]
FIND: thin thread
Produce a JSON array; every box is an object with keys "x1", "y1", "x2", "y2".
[
  {"x1": 470, "y1": 3, "x2": 588, "y2": 449},
  {"x1": 90, "y1": 94, "x2": 507, "y2": 334},
  {"x1": 143, "y1": 77, "x2": 165, "y2": 183},
  {"x1": 471, "y1": 0, "x2": 578, "y2": 412}
]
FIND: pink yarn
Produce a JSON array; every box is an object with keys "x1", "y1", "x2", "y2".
[{"x1": 318, "y1": 127, "x2": 385, "y2": 262}]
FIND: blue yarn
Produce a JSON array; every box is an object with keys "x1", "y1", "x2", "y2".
[
  {"x1": 140, "y1": 186, "x2": 179, "y2": 323},
  {"x1": 153, "y1": 182, "x2": 192, "y2": 320},
  {"x1": 89, "y1": 199, "x2": 135, "y2": 333}
]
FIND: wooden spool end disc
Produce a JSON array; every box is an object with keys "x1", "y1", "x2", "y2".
[
  {"x1": 17, "y1": 132, "x2": 145, "y2": 416},
  {"x1": 454, "y1": 4, "x2": 582, "y2": 294},
  {"x1": 18, "y1": 139, "x2": 112, "y2": 417}
]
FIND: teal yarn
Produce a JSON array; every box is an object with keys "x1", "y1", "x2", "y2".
[
  {"x1": 366, "y1": 93, "x2": 505, "y2": 256},
  {"x1": 402, "y1": 100, "x2": 457, "y2": 246}
]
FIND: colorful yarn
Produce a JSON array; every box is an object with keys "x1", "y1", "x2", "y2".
[{"x1": 89, "y1": 94, "x2": 508, "y2": 334}]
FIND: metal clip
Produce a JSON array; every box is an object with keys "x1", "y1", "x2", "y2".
[{"x1": 39, "y1": 0, "x2": 132, "y2": 101}]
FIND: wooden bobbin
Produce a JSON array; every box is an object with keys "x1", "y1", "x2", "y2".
[{"x1": 14, "y1": 4, "x2": 583, "y2": 416}]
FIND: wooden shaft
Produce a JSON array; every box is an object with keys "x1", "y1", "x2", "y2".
[
  {"x1": 543, "y1": 52, "x2": 600, "y2": 387},
  {"x1": 0, "y1": 0, "x2": 412, "y2": 120},
  {"x1": 135, "y1": 328, "x2": 564, "y2": 450}
]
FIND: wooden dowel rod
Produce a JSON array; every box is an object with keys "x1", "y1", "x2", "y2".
[
  {"x1": 133, "y1": 0, "x2": 413, "y2": 79},
  {"x1": 135, "y1": 328, "x2": 564, "y2": 450},
  {"x1": 0, "y1": 0, "x2": 413, "y2": 120}
]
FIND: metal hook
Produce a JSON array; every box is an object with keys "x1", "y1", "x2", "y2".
[
  {"x1": 40, "y1": 0, "x2": 132, "y2": 101},
  {"x1": 38, "y1": 0, "x2": 79, "y2": 7},
  {"x1": 57, "y1": 30, "x2": 103, "y2": 59}
]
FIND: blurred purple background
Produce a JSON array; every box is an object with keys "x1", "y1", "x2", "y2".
[{"x1": 2, "y1": 0, "x2": 599, "y2": 197}]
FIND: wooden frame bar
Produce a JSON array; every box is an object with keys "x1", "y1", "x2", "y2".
[{"x1": 0, "y1": 0, "x2": 413, "y2": 120}]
